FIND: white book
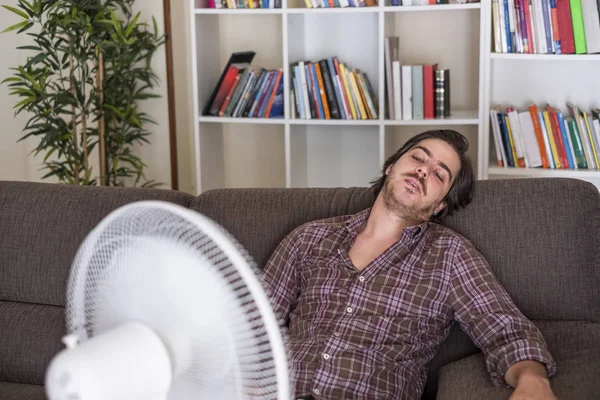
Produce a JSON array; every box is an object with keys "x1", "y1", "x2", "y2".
[
  {"x1": 498, "y1": 0, "x2": 508, "y2": 53},
  {"x1": 518, "y1": 111, "x2": 543, "y2": 168},
  {"x1": 508, "y1": 109, "x2": 528, "y2": 166},
  {"x1": 298, "y1": 62, "x2": 311, "y2": 120},
  {"x1": 392, "y1": 61, "x2": 402, "y2": 120},
  {"x1": 401, "y1": 65, "x2": 412, "y2": 121},
  {"x1": 528, "y1": 0, "x2": 538, "y2": 54},
  {"x1": 492, "y1": 0, "x2": 502, "y2": 53},
  {"x1": 533, "y1": 0, "x2": 548, "y2": 54},
  {"x1": 578, "y1": 116, "x2": 597, "y2": 169},
  {"x1": 582, "y1": 0, "x2": 600, "y2": 54}
]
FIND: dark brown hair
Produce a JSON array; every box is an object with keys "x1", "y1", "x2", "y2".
[{"x1": 370, "y1": 129, "x2": 475, "y2": 220}]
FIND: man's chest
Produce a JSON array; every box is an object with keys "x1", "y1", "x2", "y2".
[{"x1": 295, "y1": 248, "x2": 453, "y2": 321}]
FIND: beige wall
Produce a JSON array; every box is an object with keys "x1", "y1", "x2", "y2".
[{"x1": 0, "y1": 0, "x2": 196, "y2": 193}]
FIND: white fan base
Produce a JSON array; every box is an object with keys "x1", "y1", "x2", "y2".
[{"x1": 45, "y1": 321, "x2": 172, "y2": 400}]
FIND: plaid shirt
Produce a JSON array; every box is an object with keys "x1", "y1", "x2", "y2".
[{"x1": 262, "y1": 208, "x2": 556, "y2": 399}]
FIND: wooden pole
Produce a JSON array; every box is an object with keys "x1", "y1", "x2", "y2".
[
  {"x1": 69, "y1": 40, "x2": 80, "y2": 185},
  {"x1": 163, "y1": 0, "x2": 179, "y2": 190},
  {"x1": 98, "y1": 51, "x2": 107, "y2": 185}
]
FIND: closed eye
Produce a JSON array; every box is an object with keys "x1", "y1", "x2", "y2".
[{"x1": 412, "y1": 156, "x2": 423, "y2": 162}]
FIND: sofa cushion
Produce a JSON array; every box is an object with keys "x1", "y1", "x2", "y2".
[
  {"x1": 436, "y1": 320, "x2": 600, "y2": 400},
  {"x1": 440, "y1": 178, "x2": 600, "y2": 323},
  {"x1": 0, "y1": 381, "x2": 46, "y2": 400},
  {"x1": 0, "y1": 181, "x2": 195, "y2": 306},
  {"x1": 0, "y1": 301, "x2": 64, "y2": 385}
]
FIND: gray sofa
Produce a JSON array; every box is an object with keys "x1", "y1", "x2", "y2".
[{"x1": 0, "y1": 178, "x2": 598, "y2": 399}]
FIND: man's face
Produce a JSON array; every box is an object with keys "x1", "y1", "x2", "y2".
[{"x1": 382, "y1": 138, "x2": 461, "y2": 223}]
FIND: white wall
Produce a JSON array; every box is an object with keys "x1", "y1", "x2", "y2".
[
  {"x1": 0, "y1": 0, "x2": 42, "y2": 182},
  {"x1": 0, "y1": 0, "x2": 192, "y2": 190}
]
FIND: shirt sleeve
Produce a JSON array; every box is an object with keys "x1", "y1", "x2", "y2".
[
  {"x1": 261, "y1": 225, "x2": 306, "y2": 329},
  {"x1": 448, "y1": 239, "x2": 557, "y2": 387}
]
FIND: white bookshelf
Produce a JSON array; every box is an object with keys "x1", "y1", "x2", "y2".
[
  {"x1": 189, "y1": 0, "x2": 486, "y2": 193},
  {"x1": 481, "y1": 3, "x2": 600, "y2": 190}
]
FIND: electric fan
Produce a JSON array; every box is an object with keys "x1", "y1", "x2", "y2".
[{"x1": 44, "y1": 200, "x2": 290, "y2": 400}]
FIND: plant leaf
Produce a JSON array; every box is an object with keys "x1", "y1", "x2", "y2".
[
  {"x1": 2, "y1": 5, "x2": 29, "y2": 19},
  {"x1": 2, "y1": 20, "x2": 29, "y2": 33}
]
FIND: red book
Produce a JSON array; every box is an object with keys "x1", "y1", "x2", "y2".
[
  {"x1": 218, "y1": 72, "x2": 241, "y2": 117},
  {"x1": 523, "y1": 0, "x2": 534, "y2": 54},
  {"x1": 423, "y1": 64, "x2": 437, "y2": 119},
  {"x1": 210, "y1": 65, "x2": 239, "y2": 116},
  {"x1": 556, "y1": 0, "x2": 575, "y2": 54}
]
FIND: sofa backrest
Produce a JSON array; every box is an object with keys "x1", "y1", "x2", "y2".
[
  {"x1": 192, "y1": 177, "x2": 600, "y2": 398},
  {"x1": 0, "y1": 181, "x2": 194, "y2": 385}
]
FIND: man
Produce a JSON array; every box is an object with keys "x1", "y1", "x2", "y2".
[{"x1": 262, "y1": 129, "x2": 557, "y2": 399}]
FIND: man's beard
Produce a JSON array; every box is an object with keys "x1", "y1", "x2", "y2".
[{"x1": 382, "y1": 175, "x2": 437, "y2": 223}]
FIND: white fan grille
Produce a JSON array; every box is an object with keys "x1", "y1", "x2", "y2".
[{"x1": 65, "y1": 201, "x2": 289, "y2": 400}]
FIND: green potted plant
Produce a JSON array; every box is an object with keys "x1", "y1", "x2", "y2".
[{"x1": 2, "y1": 0, "x2": 164, "y2": 186}]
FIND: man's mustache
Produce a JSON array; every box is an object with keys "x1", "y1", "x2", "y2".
[{"x1": 403, "y1": 173, "x2": 426, "y2": 196}]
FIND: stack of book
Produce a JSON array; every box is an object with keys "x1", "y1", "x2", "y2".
[
  {"x1": 491, "y1": 0, "x2": 600, "y2": 54},
  {"x1": 291, "y1": 57, "x2": 378, "y2": 120},
  {"x1": 301, "y1": 0, "x2": 376, "y2": 7},
  {"x1": 490, "y1": 103, "x2": 600, "y2": 169},
  {"x1": 203, "y1": 0, "x2": 281, "y2": 8},
  {"x1": 384, "y1": 36, "x2": 450, "y2": 121},
  {"x1": 204, "y1": 52, "x2": 284, "y2": 119}
]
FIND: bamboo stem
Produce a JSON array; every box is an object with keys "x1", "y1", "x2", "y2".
[
  {"x1": 98, "y1": 51, "x2": 106, "y2": 185},
  {"x1": 69, "y1": 40, "x2": 79, "y2": 185}
]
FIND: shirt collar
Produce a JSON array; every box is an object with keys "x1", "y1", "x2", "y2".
[{"x1": 345, "y1": 207, "x2": 429, "y2": 241}]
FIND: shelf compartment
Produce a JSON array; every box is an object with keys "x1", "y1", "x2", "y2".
[
  {"x1": 383, "y1": 7, "x2": 481, "y2": 123},
  {"x1": 287, "y1": 12, "x2": 380, "y2": 121},
  {"x1": 194, "y1": 13, "x2": 284, "y2": 119},
  {"x1": 289, "y1": 125, "x2": 380, "y2": 187},
  {"x1": 199, "y1": 122, "x2": 286, "y2": 190}
]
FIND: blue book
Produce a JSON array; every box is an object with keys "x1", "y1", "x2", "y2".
[
  {"x1": 269, "y1": 77, "x2": 284, "y2": 118},
  {"x1": 557, "y1": 111, "x2": 575, "y2": 168}
]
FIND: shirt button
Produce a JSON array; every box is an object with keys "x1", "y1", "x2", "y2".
[
  {"x1": 346, "y1": 307, "x2": 353, "y2": 313},
  {"x1": 323, "y1": 353, "x2": 330, "y2": 360},
  {"x1": 334, "y1": 332, "x2": 341, "y2": 337},
  {"x1": 358, "y1": 276, "x2": 365, "y2": 282},
  {"x1": 314, "y1": 388, "x2": 320, "y2": 395}
]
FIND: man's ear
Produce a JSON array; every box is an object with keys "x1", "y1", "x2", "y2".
[
  {"x1": 433, "y1": 202, "x2": 446, "y2": 216},
  {"x1": 385, "y1": 165, "x2": 391, "y2": 176}
]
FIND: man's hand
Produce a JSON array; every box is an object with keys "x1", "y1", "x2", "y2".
[{"x1": 506, "y1": 360, "x2": 557, "y2": 400}]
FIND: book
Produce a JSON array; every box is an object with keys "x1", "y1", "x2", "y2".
[{"x1": 204, "y1": 51, "x2": 256, "y2": 116}]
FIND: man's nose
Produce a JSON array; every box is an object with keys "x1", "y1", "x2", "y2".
[{"x1": 417, "y1": 166, "x2": 428, "y2": 178}]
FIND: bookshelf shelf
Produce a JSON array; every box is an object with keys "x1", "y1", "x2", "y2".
[
  {"x1": 384, "y1": 110, "x2": 479, "y2": 126},
  {"x1": 287, "y1": 7, "x2": 379, "y2": 14},
  {"x1": 382, "y1": 4, "x2": 481, "y2": 12},
  {"x1": 289, "y1": 119, "x2": 380, "y2": 126},
  {"x1": 198, "y1": 116, "x2": 286, "y2": 124},
  {"x1": 188, "y1": 0, "x2": 487, "y2": 193},
  {"x1": 488, "y1": 166, "x2": 600, "y2": 179},
  {"x1": 194, "y1": 8, "x2": 284, "y2": 14},
  {"x1": 490, "y1": 53, "x2": 600, "y2": 61}
]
